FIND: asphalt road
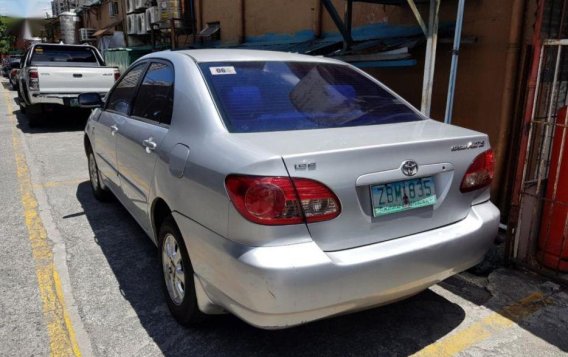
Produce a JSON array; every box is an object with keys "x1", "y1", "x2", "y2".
[{"x1": 1, "y1": 80, "x2": 567, "y2": 357}]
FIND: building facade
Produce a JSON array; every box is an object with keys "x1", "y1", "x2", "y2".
[
  {"x1": 51, "y1": 0, "x2": 93, "y2": 17},
  {"x1": 52, "y1": 0, "x2": 75, "y2": 17}
]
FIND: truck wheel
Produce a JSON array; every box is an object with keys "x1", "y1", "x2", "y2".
[
  {"x1": 17, "y1": 94, "x2": 26, "y2": 114},
  {"x1": 159, "y1": 216, "x2": 206, "y2": 327}
]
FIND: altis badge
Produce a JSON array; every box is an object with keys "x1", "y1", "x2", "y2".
[{"x1": 451, "y1": 140, "x2": 485, "y2": 152}]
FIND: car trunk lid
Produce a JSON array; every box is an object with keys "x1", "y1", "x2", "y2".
[{"x1": 233, "y1": 119, "x2": 491, "y2": 251}]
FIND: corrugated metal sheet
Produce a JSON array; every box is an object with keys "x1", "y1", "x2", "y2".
[{"x1": 191, "y1": 23, "x2": 452, "y2": 68}]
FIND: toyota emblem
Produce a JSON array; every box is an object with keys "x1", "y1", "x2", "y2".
[{"x1": 401, "y1": 160, "x2": 419, "y2": 177}]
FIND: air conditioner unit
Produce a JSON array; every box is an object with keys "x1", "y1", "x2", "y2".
[
  {"x1": 145, "y1": 7, "x2": 159, "y2": 31},
  {"x1": 137, "y1": 13, "x2": 147, "y2": 34},
  {"x1": 108, "y1": 1, "x2": 119, "y2": 17},
  {"x1": 135, "y1": 0, "x2": 151, "y2": 11},
  {"x1": 127, "y1": 0, "x2": 135, "y2": 13},
  {"x1": 79, "y1": 28, "x2": 96, "y2": 42},
  {"x1": 127, "y1": 14, "x2": 138, "y2": 34}
]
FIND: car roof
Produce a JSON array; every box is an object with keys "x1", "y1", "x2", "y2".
[{"x1": 152, "y1": 49, "x2": 345, "y2": 65}]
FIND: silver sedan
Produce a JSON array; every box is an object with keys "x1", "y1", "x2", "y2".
[{"x1": 80, "y1": 49, "x2": 500, "y2": 329}]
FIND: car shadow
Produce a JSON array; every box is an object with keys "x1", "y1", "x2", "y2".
[
  {"x1": 11, "y1": 97, "x2": 89, "y2": 134},
  {"x1": 74, "y1": 181, "x2": 467, "y2": 356}
]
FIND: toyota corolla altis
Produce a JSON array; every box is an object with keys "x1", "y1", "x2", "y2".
[{"x1": 80, "y1": 49, "x2": 500, "y2": 329}]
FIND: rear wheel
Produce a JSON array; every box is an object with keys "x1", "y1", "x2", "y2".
[
  {"x1": 17, "y1": 95, "x2": 26, "y2": 114},
  {"x1": 87, "y1": 150, "x2": 110, "y2": 201},
  {"x1": 159, "y1": 216, "x2": 206, "y2": 326}
]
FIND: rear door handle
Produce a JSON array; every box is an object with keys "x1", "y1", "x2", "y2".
[
  {"x1": 142, "y1": 137, "x2": 157, "y2": 153},
  {"x1": 110, "y1": 125, "x2": 118, "y2": 136}
]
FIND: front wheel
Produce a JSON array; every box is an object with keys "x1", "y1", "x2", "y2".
[
  {"x1": 159, "y1": 216, "x2": 206, "y2": 326},
  {"x1": 87, "y1": 151, "x2": 110, "y2": 201}
]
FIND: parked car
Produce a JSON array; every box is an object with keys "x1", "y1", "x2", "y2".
[
  {"x1": 9, "y1": 64, "x2": 21, "y2": 90},
  {"x1": 18, "y1": 43, "x2": 120, "y2": 126},
  {"x1": 80, "y1": 49, "x2": 500, "y2": 329},
  {"x1": 2, "y1": 55, "x2": 21, "y2": 78},
  {"x1": 1, "y1": 59, "x2": 10, "y2": 77}
]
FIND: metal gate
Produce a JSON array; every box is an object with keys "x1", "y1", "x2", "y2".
[{"x1": 509, "y1": 0, "x2": 568, "y2": 281}]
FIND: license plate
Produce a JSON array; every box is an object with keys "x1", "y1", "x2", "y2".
[
  {"x1": 69, "y1": 98, "x2": 79, "y2": 107},
  {"x1": 371, "y1": 177, "x2": 437, "y2": 217}
]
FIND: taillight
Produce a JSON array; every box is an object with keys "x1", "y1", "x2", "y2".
[
  {"x1": 293, "y1": 178, "x2": 341, "y2": 223},
  {"x1": 28, "y1": 69, "x2": 39, "y2": 91},
  {"x1": 113, "y1": 68, "x2": 120, "y2": 81},
  {"x1": 225, "y1": 175, "x2": 341, "y2": 225},
  {"x1": 460, "y1": 149, "x2": 495, "y2": 193}
]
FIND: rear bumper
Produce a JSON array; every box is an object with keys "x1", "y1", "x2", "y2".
[
  {"x1": 174, "y1": 200, "x2": 500, "y2": 329},
  {"x1": 28, "y1": 92, "x2": 106, "y2": 106}
]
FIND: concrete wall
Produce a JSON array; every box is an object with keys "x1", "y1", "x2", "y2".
[{"x1": 198, "y1": 0, "x2": 415, "y2": 43}]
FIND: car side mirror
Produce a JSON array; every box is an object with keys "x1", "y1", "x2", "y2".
[{"x1": 78, "y1": 93, "x2": 103, "y2": 108}]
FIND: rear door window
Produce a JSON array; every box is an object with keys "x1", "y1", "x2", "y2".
[
  {"x1": 30, "y1": 45, "x2": 102, "y2": 66},
  {"x1": 106, "y1": 62, "x2": 147, "y2": 116},
  {"x1": 199, "y1": 61, "x2": 424, "y2": 133},
  {"x1": 131, "y1": 62, "x2": 174, "y2": 125}
]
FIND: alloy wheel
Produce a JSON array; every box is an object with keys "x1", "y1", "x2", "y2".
[
  {"x1": 88, "y1": 153, "x2": 99, "y2": 190},
  {"x1": 162, "y1": 233, "x2": 185, "y2": 305}
]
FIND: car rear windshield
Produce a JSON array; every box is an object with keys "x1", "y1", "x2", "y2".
[
  {"x1": 200, "y1": 61, "x2": 423, "y2": 133},
  {"x1": 30, "y1": 45, "x2": 101, "y2": 66}
]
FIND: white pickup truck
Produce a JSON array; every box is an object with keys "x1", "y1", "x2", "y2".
[{"x1": 17, "y1": 43, "x2": 119, "y2": 126}]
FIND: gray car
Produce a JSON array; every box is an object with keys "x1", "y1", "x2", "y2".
[{"x1": 80, "y1": 49, "x2": 500, "y2": 329}]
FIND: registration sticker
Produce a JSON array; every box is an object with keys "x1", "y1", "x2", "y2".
[{"x1": 209, "y1": 66, "x2": 236, "y2": 75}]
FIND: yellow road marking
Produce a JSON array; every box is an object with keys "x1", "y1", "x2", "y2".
[
  {"x1": 414, "y1": 292, "x2": 550, "y2": 357},
  {"x1": 33, "y1": 178, "x2": 87, "y2": 189},
  {"x1": 4, "y1": 92, "x2": 81, "y2": 357}
]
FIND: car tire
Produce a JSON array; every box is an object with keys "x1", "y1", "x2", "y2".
[
  {"x1": 16, "y1": 91, "x2": 25, "y2": 113},
  {"x1": 87, "y1": 150, "x2": 110, "y2": 201},
  {"x1": 159, "y1": 216, "x2": 206, "y2": 326}
]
